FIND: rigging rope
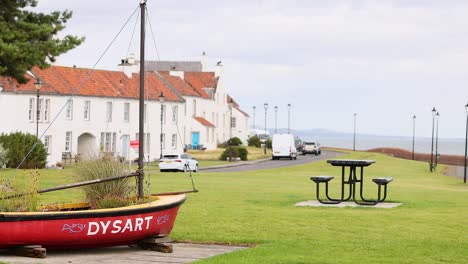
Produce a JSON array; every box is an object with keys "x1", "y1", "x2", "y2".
[{"x1": 146, "y1": 7, "x2": 161, "y2": 61}]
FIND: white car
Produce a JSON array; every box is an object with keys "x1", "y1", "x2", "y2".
[
  {"x1": 302, "y1": 140, "x2": 321, "y2": 155},
  {"x1": 159, "y1": 153, "x2": 199, "y2": 172}
]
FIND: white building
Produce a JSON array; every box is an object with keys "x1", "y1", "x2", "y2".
[{"x1": 0, "y1": 56, "x2": 249, "y2": 166}]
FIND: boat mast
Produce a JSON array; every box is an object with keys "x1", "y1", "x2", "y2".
[{"x1": 137, "y1": 0, "x2": 146, "y2": 199}]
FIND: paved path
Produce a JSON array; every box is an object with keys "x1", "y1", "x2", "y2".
[
  {"x1": 202, "y1": 150, "x2": 344, "y2": 173},
  {"x1": 0, "y1": 243, "x2": 246, "y2": 264}
]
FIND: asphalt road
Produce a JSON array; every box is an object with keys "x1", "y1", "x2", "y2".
[{"x1": 204, "y1": 150, "x2": 345, "y2": 172}]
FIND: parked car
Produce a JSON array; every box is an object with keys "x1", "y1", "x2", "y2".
[
  {"x1": 272, "y1": 134, "x2": 298, "y2": 160},
  {"x1": 159, "y1": 153, "x2": 198, "y2": 172},
  {"x1": 295, "y1": 136, "x2": 303, "y2": 153},
  {"x1": 302, "y1": 140, "x2": 321, "y2": 155}
]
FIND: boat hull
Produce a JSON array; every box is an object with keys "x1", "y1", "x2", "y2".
[{"x1": 0, "y1": 194, "x2": 186, "y2": 249}]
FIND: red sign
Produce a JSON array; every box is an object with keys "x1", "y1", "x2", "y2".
[{"x1": 130, "y1": 140, "x2": 139, "y2": 149}]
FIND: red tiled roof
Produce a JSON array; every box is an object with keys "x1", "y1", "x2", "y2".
[
  {"x1": 193, "y1": 116, "x2": 215, "y2": 127},
  {"x1": 158, "y1": 72, "x2": 199, "y2": 97},
  {"x1": 227, "y1": 95, "x2": 249, "y2": 117},
  {"x1": 0, "y1": 66, "x2": 182, "y2": 102},
  {"x1": 184, "y1": 72, "x2": 218, "y2": 99}
]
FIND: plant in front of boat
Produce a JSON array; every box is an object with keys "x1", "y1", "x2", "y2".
[
  {"x1": 0, "y1": 169, "x2": 39, "y2": 212},
  {"x1": 74, "y1": 155, "x2": 135, "y2": 209}
]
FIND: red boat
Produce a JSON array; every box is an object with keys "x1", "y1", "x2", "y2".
[{"x1": 0, "y1": 194, "x2": 186, "y2": 249}]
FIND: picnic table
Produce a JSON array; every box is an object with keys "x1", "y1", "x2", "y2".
[{"x1": 310, "y1": 159, "x2": 393, "y2": 205}]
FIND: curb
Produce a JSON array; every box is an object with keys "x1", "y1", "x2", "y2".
[{"x1": 199, "y1": 158, "x2": 271, "y2": 171}]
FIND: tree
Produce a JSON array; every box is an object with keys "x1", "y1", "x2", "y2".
[{"x1": 0, "y1": 0, "x2": 84, "y2": 83}]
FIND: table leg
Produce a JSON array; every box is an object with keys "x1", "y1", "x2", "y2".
[
  {"x1": 314, "y1": 181, "x2": 341, "y2": 204},
  {"x1": 354, "y1": 166, "x2": 379, "y2": 205},
  {"x1": 338, "y1": 166, "x2": 352, "y2": 201}
]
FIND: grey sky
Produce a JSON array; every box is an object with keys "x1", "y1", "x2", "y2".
[{"x1": 37, "y1": 0, "x2": 468, "y2": 138}]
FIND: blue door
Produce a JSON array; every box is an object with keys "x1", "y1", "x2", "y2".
[
  {"x1": 192, "y1": 132, "x2": 199, "y2": 149},
  {"x1": 122, "y1": 135, "x2": 129, "y2": 159}
]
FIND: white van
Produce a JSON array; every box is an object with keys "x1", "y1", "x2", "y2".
[{"x1": 272, "y1": 134, "x2": 298, "y2": 160}]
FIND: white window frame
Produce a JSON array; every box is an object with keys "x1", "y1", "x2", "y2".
[
  {"x1": 106, "y1": 101, "x2": 113, "y2": 122},
  {"x1": 172, "y1": 105, "x2": 178, "y2": 123},
  {"x1": 65, "y1": 131, "x2": 72, "y2": 152},
  {"x1": 84, "y1": 100, "x2": 91, "y2": 121},
  {"x1": 161, "y1": 133, "x2": 166, "y2": 149},
  {"x1": 37, "y1": 98, "x2": 43, "y2": 121},
  {"x1": 100, "y1": 132, "x2": 117, "y2": 154},
  {"x1": 162, "y1": 105, "x2": 166, "y2": 124},
  {"x1": 44, "y1": 99, "x2": 50, "y2": 122},
  {"x1": 171, "y1": 134, "x2": 177, "y2": 149},
  {"x1": 231, "y1": 117, "x2": 236, "y2": 128},
  {"x1": 65, "y1": 100, "x2": 73, "y2": 120},
  {"x1": 28, "y1": 98, "x2": 35, "y2": 122},
  {"x1": 124, "y1": 102, "x2": 130, "y2": 122},
  {"x1": 44, "y1": 135, "x2": 52, "y2": 154}
]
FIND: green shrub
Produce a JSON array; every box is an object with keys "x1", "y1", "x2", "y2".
[
  {"x1": 219, "y1": 147, "x2": 248, "y2": 161},
  {"x1": 237, "y1": 147, "x2": 248, "y2": 160},
  {"x1": 74, "y1": 156, "x2": 134, "y2": 209},
  {"x1": 220, "y1": 147, "x2": 236, "y2": 160},
  {"x1": 247, "y1": 135, "x2": 261, "y2": 148},
  {"x1": 266, "y1": 138, "x2": 272, "y2": 149},
  {"x1": 0, "y1": 132, "x2": 47, "y2": 168},
  {"x1": 228, "y1": 137, "x2": 243, "y2": 146}
]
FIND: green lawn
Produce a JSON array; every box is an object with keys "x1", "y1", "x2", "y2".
[
  {"x1": 4, "y1": 151, "x2": 468, "y2": 263},
  {"x1": 155, "y1": 152, "x2": 468, "y2": 263}
]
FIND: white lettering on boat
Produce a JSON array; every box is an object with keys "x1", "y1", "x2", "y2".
[
  {"x1": 87, "y1": 216, "x2": 154, "y2": 236},
  {"x1": 111, "y1": 220, "x2": 122, "y2": 234}
]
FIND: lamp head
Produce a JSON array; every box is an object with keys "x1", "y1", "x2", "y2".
[
  {"x1": 253, "y1": 105, "x2": 256, "y2": 110},
  {"x1": 413, "y1": 115, "x2": 416, "y2": 119},
  {"x1": 34, "y1": 79, "x2": 43, "y2": 91},
  {"x1": 159, "y1": 92, "x2": 165, "y2": 103},
  {"x1": 432, "y1": 107, "x2": 436, "y2": 116},
  {"x1": 465, "y1": 103, "x2": 468, "y2": 113},
  {"x1": 274, "y1": 106, "x2": 278, "y2": 112},
  {"x1": 264, "y1": 102, "x2": 268, "y2": 110}
]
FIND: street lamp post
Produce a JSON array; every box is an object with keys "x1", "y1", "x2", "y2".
[
  {"x1": 435, "y1": 112, "x2": 440, "y2": 168},
  {"x1": 287, "y1": 103, "x2": 291, "y2": 134},
  {"x1": 252, "y1": 106, "x2": 256, "y2": 129},
  {"x1": 412, "y1": 115, "x2": 416, "y2": 160},
  {"x1": 464, "y1": 103, "x2": 468, "y2": 183},
  {"x1": 264, "y1": 102, "x2": 268, "y2": 155},
  {"x1": 430, "y1": 107, "x2": 436, "y2": 172},
  {"x1": 274, "y1": 106, "x2": 278, "y2": 134},
  {"x1": 159, "y1": 92, "x2": 165, "y2": 159},
  {"x1": 353, "y1": 113, "x2": 357, "y2": 151},
  {"x1": 34, "y1": 79, "x2": 43, "y2": 138},
  {"x1": 229, "y1": 99, "x2": 233, "y2": 162}
]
